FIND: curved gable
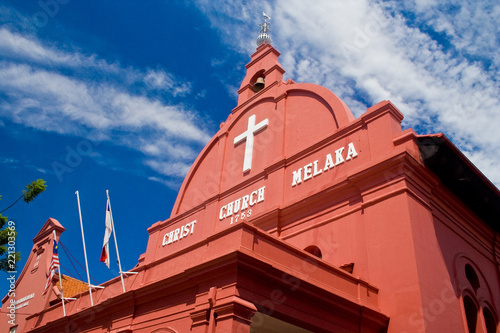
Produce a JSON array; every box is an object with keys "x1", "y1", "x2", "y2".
[{"x1": 172, "y1": 78, "x2": 355, "y2": 217}]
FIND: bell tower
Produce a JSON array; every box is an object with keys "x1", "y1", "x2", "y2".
[{"x1": 236, "y1": 13, "x2": 285, "y2": 105}]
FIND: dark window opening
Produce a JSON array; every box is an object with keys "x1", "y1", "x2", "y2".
[
  {"x1": 250, "y1": 70, "x2": 266, "y2": 93},
  {"x1": 465, "y1": 264, "x2": 480, "y2": 293},
  {"x1": 304, "y1": 245, "x2": 322, "y2": 259},
  {"x1": 483, "y1": 307, "x2": 497, "y2": 333},
  {"x1": 464, "y1": 296, "x2": 478, "y2": 333}
]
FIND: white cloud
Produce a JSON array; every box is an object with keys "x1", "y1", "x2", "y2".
[
  {"x1": 0, "y1": 61, "x2": 210, "y2": 146},
  {"x1": 139, "y1": 139, "x2": 198, "y2": 160},
  {"x1": 0, "y1": 157, "x2": 19, "y2": 165},
  {"x1": 144, "y1": 160, "x2": 192, "y2": 178},
  {"x1": 2, "y1": 1, "x2": 498, "y2": 189},
  {"x1": 0, "y1": 156, "x2": 48, "y2": 174},
  {"x1": 386, "y1": 0, "x2": 500, "y2": 73},
  {"x1": 148, "y1": 176, "x2": 183, "y2": 191},
  {"x1": 193, "y1": 0, "x2": 272, "y2": 53},
  {"x1": 0, "y1": 28, "x2": 120, "y2": 73},
  {"x1": 0, "y1": 28, "x2": 195, "y2": 99},
  {"x1": 144, "y1": 69, "x2": 192, "y2": 96},
  {"x1": 194, "y1": 0, "x2": 500, "y2": 187},
  {"x1": 462, "y1": 148, "x2": 500, "y2": 186},
  {"x1": 0, "y1": 26, "x2": 211, "y2": 182}
]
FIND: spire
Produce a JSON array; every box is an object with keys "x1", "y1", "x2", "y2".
[{"x1": 256, "y1": 12, "x2": 272, "y2": 46}]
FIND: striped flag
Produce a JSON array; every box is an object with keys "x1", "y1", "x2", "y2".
[
  {"x1": 42, "y1": 238, "x2": 59, "y2": 296},
  {"x1": 100, "y1": 197, "x2": 113, "y2": 268}
]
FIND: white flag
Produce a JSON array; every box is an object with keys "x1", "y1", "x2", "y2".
[{"x1": 100, "y1": 198, "x2": 113, "y2": 268}]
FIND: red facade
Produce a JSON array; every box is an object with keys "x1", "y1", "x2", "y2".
[{"x1": 2, "y1": 43, "x2": 499, "y2": 333}]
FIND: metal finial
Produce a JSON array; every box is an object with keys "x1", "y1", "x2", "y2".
[
  {"x1": 257, "y1": 12, "x2": 272, "y2": 46},
  {"x1": 261, "y1": 12, "x2": 271, "y2": 33}
]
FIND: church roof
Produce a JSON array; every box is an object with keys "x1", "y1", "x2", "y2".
[
  {"x1": 417, "y1": 134, "x2": 500, "y2": 229},
  {"x1": 55, "y1": 275, "x2": 89, "y2": 299}
]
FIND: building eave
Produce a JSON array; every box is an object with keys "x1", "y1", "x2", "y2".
[
  {"x1": 417, "y1": 134, "x2": 500, "y2": 230},
  {"x1": 25, "y1": 222, "x2": 388, "y2": 332}
]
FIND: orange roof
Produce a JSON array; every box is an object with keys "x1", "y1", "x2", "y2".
[{"x1": 56, "y1": 275, "x2": 88, "y2": 298}]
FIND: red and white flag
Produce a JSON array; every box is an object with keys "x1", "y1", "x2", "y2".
[
  {"x1": 42, "y1": 238, "x2": 59, "y2": 296},
  {"x1": 100, "y1": 198, "x2": 113, "y2": 268}
]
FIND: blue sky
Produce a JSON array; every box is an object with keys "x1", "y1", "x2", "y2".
[{"x1": 1, "y1": 0, "x2": 499, "y2": 295}]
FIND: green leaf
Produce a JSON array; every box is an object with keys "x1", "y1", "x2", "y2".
[
  {"x1": 23, "y1": 179, "x2": 47, "y2": 203},
  {"x1": 0, "y1": 252, "x2": 21, "y2": 271},
  {"x1": 0, "y1": 214, "x2": 6, "y2": 229}
]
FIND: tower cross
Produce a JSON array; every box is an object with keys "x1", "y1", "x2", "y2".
[{"x1": 234, "y1": 114, "x2": 269, "y2": 173}]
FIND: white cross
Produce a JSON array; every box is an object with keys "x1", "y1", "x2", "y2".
[{"x1": 234, "y1": 114, "x2": 269, "y2": 173}]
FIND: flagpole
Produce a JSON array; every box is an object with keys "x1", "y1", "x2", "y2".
[
  {"x1": 106, "y1": 190, "x2": 126, "y2": 292},
  {"x1": 53, "y1": 230, "x2": 67, "y2": 316},
  {"x1": 75, "y1": 191, "x2": 94, "y2": 306}
]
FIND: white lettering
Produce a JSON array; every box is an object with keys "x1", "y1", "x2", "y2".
[
  {"x1": 15, "y1": 301, "x2": 29, "y2": 310},
  {"x1": 345, "y1": 142, "x2": 358, "y2": 160},
  {"x1": 324, "y1": 153, "x2": 334, "y2": 171},
  {"x1": 313, "y1": 160, "x2": 322, "y2": 176},
  {"x1": 249, "y1": 190, "x2": 258, "y2": 206},
  {"x1": 292, "y1": 169, "x2": 302, "y2": 186},
  {"x1": 227, "y1": 202, "x2": 234, "y2": 217},
  {"x1": 234, "y1": 199, "x2": 241, "y2": 214},
  {"x1": 219, "y1": 206, "x2": 226, "y2": 220},
  {"x1": 219, "y1": 186, "x2": 265, "y2": 222},
  {"x1": 257, "y1": 186, "x2": 265, "y2": 202},
  {"x1": 290, "y1": 142, "x2": 359, "y2": 187},
  {"x1": 13, "y1": 293, "x2": 35, "y2": 306},
  {"x1": 241, "y1": 195, "x2": 250, "y2": 210},
  {"x1": 335, "y1": 147, "x2": 345, "y2": 165},
  {"x1": 182, "y1": 224, "x2": 190, "y2": 237},
  {"x1": 303, "y1": 163, "x2": 313, "y2": 181},
  {"x1": 162, "y1": 220, "x2": 197, "y2": 246}
]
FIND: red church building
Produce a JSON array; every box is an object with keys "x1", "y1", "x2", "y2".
[{"x1": 2, "y1": 16, "x2": 499, "y2": 333}]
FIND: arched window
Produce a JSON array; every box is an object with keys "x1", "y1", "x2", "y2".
[
  {"x1": 250, "y1": 70, "x2": 266, "y2": 93},
  {"x1": 304, "y1": 245, "x2": 322, "y2": 259},
  {"x1": 463, "y1": 295, "x2": 478, "y2": 333},
  {"x1": 454, "y1": 255, "x2": 498, "y2": 333},
  {"x1": 482, "y1": 307, "x2": 497, "y2": 333},
  {"x1": 465, "y1": 264, "x2": 480, "y2": 293}
]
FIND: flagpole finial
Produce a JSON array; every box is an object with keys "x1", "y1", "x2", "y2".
[{"x1": 257, "y1": 12, "x2": 272, "y2": 47}]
